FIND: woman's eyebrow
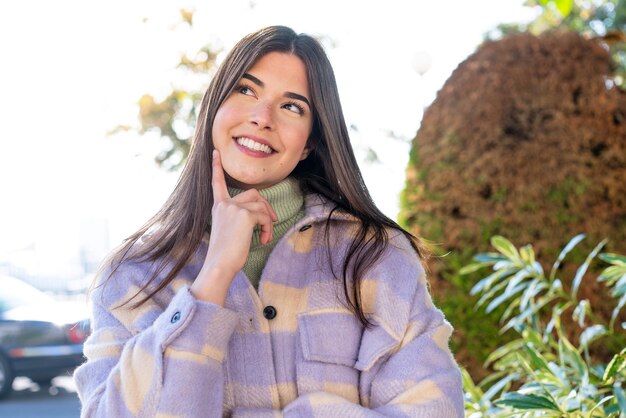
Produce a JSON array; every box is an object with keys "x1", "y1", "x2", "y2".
[
  {"x1": 242, "y1": 73, "x2": 311, "y2": 108},
  {"x1": 285, "y1": 92, "x2": 311, "y2": 109},
  {"x1": 242, "y1": 73, "x2": 264, "y2": 87}
]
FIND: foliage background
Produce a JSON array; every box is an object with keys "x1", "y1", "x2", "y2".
[
  {"x1": 400, "y1": 28, "x2": 626, "y2": 377},
  {"x1": 462, "y1": 235, "x2": 626, "y2": 416}
]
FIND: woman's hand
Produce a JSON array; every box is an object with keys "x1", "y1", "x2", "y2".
[{"x1": 190, "y1": 150, "x2": 278, "y2": 305}]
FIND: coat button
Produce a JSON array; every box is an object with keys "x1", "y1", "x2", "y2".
[
  {"x1": 171, "y1": 311, "x2": 181, "y2": 323},
  {"x1": 299, "y1": 224, "x2": 312, "y2": 232},
  {"x1": 263, "y1": 306, "x2": 277, "y2": 320}
]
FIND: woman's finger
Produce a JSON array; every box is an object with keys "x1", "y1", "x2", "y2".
[
  {"x1": 212, "y1": 200, "x2": 275, "y2": 244},
  {"x1": 236, "y1": 201, "x2": 274, "y2": 217},
  {"x1": 258, "y1": 220, "x2": 273, "y2": 245},
  {"x1": 211, "y1": 150, "x2": 230, "y2": 203},
  {"x1": 231, "y1": 189, "x2": 278, "y2": 222},
  {"x1": 234, "y1": 202, "x2": 275, "y2": 244}
]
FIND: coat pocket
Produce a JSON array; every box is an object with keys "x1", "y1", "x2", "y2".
[{"x1": 295, "y1": 311, "x2": 363, "y2": 403}]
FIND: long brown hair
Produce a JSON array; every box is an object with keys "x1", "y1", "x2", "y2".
[{"x1": 103, "y1": 26, "x2": 424, "y2": 325}]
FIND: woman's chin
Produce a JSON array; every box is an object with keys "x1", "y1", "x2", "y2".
[{"x1": 225, "y1": 174, "x2": 268, "y2": 190}]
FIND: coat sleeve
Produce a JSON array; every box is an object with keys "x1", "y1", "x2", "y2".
[
  {"x1": 232, "y1": 235, "x2": 464, "y2": 418},
  {"x1": 74, "y1": 262, "x2": 239, "y2": 418}
]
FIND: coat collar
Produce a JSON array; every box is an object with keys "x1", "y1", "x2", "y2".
[{"x1": 297, "y1": 194, "x2": 360, "y2": 228}]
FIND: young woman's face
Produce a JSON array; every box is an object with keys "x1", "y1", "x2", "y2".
[{"x1": 212, "y1": 51, "x2": 313, "y2": 190}]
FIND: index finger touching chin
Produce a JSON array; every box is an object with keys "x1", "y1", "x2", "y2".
[{"x1": 211, "y1": 149, "x2": 230, "y2": 202}]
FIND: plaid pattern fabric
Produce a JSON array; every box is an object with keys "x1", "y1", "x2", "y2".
[{"x1": 74, "y1": 194, "x2": 464, "y2": 417}]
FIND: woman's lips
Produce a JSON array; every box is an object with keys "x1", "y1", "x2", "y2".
[{"x1": 233, "y1": 136, "x2": 275, "y2": 157}]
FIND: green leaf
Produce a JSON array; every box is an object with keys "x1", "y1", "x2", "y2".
[
  {"x1": 477, "y1": 369, "x2": 508, "y2": 389},
  {"x1": 605, "y1": 403, "x2": 622, "y2": 416},
  {"x1": 559, "y1": 335, "x2": 587, "y2": 377},
  {"x1": 533, "y1": 371, "x2": 564, "y2": 388},
  {"x1": 546, "y1": 301, "x2": 572, "y2": 337},
  {"x1": 484, "y1": 339, "x2": 527, "y2": 368},
  {"x1": 550, "y1": 234, "x2": 585, "y2": 281},
  {"x1": 547, "y1": 362, "x2": 568, "y2": 384},
  {"x1": 611, "y1": 295, "x2": 626, "y2": 330},
  {"x1": 520, "y1": 280, "x2": 548, "y2": 311},
  {"x1": 486, "y1": 283, "x2": 527, "y2": 313},
  {"x1": 599, "y1": 252, "x2": 626, "y2": 266},
  {"x1": 493, "y1": 260, "x2": 515, "y2": 270},
  {"x1": 554, "y1": 0, "x2": 573, "y2": 16},
  {"x1": 519, "y1": 381, "x2": 562, "y2": 395},
  {"x1": 495, "y1": 392, "x2": 560, "y2": 411},
  {"x1": 524, "y1": 343, "x2": 552, "y2": 373},
  {"x1": 538, "y1": 0, "x2": 573, "y2": 17},
  {"x1": 571, "y1": 239, "x2": 607, "y2": 299},
  {"x1": 491, "y1": 351, "x2": 522, "y2": 372},
  {"x1": 522, "y1": 328, "x2": 544, "y2": 347},
  {"x1": 530, "y1": 261, "x2": 544, "y2": 276},
  {"x1": 602, "y1": 348, "x2": 626, "y2": 382},
  {"x1": 613, "y1": 275, "x2": 626, "y2": 293},
  {"x1": 460, "y1": 367, "x2": 483, "y2": 402},
  {"x1": 475, "y1": 278, "x2": 510, "y2": 309},
  {"x1": 474, "y1": 252, "x2": 508, "y2": 263},
  {"x1": 502, "y1": 294, "x2": 558, "y2": 333},
  {"x1": 598, "y1": 267, "x2": 626, "y2": 285},
  {"x1": 459, "y1": 262, "x2": 490, "y2": 275},
  {"x1": 614, "y1": 385, "x2": 626, "y2": 415},
  {"x1": 587, "y1": 395, "x2": 616, "y2": 416},
  {"x1": 520, "y1": 244, "x2": 535, "y2": 265},
  {"x1": 504, "y1": 269, "x2": 533, "y2": 294},
  {"x1": 483, "y1": 373, "x2": 519, "y2": 401},
  {"x1": 572, "y1": 299, "x2": 589, "y2": 327},
  {"x1": 500, "y1": 298, "x2": 521, "y2": 323},
  {"x1": 492, "y1": 236, "x2": 521, "y2": 261},
  {"x1": 471, "y1": 268, "x2": 517, "y2": 296},
  {"x1": 579, "y1": 325, "x2": 607, "y2": 349}
]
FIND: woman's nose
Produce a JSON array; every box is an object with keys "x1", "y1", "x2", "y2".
[{"x1": 250, "y1": 102, "x2": 273, "y2": 130}]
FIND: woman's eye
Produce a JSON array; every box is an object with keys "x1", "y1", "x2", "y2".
[
  {"x1": 284, "y1": 102, "x2": 305, "y2": 115},
  {"x1": 237, "y1": 85, "x2": 254, "y2": 96}
]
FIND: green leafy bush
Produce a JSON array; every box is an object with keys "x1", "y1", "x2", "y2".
[
  {"x1": 462, "y1": 235, "x2": 626, "y2": 417},
  {"x1": 400, "y1": 30, "x2": 626, "y2": 379}
]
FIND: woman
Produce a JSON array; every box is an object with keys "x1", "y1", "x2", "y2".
[{"x1": 74, "y1": 25, "x2": 464, "y2": 417}]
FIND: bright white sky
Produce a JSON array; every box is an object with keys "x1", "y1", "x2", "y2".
[{"x1": 0, "y1": 0, "x2": 536, "y2": 279}]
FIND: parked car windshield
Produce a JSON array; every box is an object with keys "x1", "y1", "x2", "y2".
[{"x1": 0, "y1": 276, "x2": 53, "y2": 313}]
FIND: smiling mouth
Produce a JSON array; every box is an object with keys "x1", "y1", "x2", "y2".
[{"x1": 235, "y1": 137, "x2": 275, "y2": 154}]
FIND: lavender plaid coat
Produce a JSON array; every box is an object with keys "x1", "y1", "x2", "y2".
[{"x1": 74, "y1": 194, "x2": 464, "y2": 417}]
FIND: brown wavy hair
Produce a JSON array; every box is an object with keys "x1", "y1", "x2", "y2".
[{"x1": 103, "y1": 25, "x2": 424, "y2": 326}]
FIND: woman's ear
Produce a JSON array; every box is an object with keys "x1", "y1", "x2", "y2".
[{"x1": 299, "y1": 145, "x2": 312, "y2": 161}]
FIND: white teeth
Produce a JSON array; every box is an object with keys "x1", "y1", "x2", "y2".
[{"x1": 236, "y1": 137, "x2": 273, "y2": 154}]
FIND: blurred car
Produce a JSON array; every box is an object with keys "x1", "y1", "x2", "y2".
[{"x1": 0, "y1": 275, "x2": 90, "y2": 399}]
